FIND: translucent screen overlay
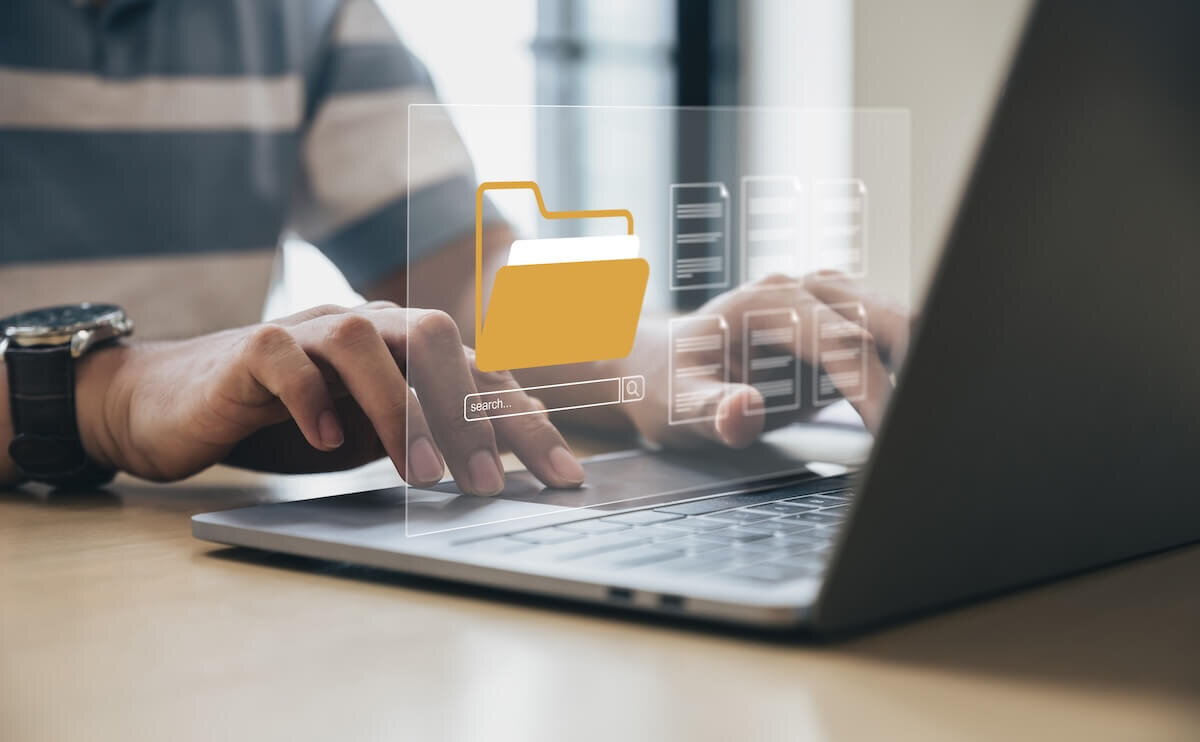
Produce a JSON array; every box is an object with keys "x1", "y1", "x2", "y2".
[{"x1": 405, "y1": 105, "x2": 910, "y2": 538}]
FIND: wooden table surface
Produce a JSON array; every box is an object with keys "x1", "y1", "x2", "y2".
[{"x1": 3, "y1": 458, "x2": 1199, "y2": 742}]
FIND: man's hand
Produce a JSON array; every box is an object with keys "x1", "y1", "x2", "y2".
[
  {"x1": 617, "y1": 272, "x2": 911, "y2": 449},
  {"x1": 77, "y1": 302, "x2": 585, "y2": 494}
]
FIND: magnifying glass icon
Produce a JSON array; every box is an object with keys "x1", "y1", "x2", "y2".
[{"x1": 620, "y1": 375, "x2": 645, "y2": 402}]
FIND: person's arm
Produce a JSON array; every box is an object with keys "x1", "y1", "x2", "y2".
[{"x1": 0, "y1": 303, "x2": 585, "y2": 494}]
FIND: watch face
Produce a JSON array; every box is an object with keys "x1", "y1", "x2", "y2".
[{"x1": 2, "y1": 303, "x2": 124, "y2": 335}]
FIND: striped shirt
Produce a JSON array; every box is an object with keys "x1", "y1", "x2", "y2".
[{"x1": 0, "y1": 0, "x2": 490, "y2": 338}]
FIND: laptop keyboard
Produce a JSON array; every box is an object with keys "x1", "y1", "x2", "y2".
[{"x1": 453, "y1": 483, "x2": 853, "y2": 586}]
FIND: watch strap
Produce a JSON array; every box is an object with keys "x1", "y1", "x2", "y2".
[{"x1": 5, "y1": 344, "x2": 115, "y2": 489}]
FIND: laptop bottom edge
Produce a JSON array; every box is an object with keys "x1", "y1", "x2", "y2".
[{"x1": 192, "y1": 518, "x2": 815, "y2": 630}]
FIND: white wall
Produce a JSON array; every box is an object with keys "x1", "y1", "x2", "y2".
[
  {"x1": 739, "y1": 0, "x2": 854, "y2": 185},
  {"x1": 853, "y1": 0, "x2": 1031, "y2": 295}
]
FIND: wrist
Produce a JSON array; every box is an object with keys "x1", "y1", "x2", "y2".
[
  {"x1": 75, "y1": 342, "x2": 134, "y2": 474},
  {"x1": 0, "y1": 363, "x2": 19, "y2": 487}
]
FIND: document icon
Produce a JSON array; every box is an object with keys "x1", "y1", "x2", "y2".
[
  {"x1": 812, "y1": 179, "x2": 868, "y2": 278},
  {"x1": 474, "y1": 181, "x2": 649, "y2": 373},
  {"x1": 814, "y1": 302, "x2": 868, "y2": 406},
  {"x1": 741, "y1": 175, "x2": 807, "y2": 285},
  {"x1": 668, "y1": 314, "x2": 729, "y2": 425},
  {"x1": 743, "y1": 309, "x2": 801, "y2": 414},
  {"x1": 670, "y1": 182, "x2": 730, "y2": 290}
]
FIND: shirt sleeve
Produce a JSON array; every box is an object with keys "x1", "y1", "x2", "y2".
[{"x1": 289, "y1": 0, "x2": 501, "y2": 291}]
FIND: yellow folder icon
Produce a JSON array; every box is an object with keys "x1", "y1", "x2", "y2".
[{"x1": 474, "y1": 181, "x2": 650, "y2": 373}]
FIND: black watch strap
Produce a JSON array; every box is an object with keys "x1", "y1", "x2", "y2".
[{"x1": 5, "y1": 344, "x2": 115, "y2": 489}]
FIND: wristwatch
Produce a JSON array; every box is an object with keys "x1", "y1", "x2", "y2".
[{"x1": 1, "y1": 303, "x2": 134, "y2": 489}]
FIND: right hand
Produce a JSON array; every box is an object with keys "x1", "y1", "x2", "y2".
[
  {"x1": 616, "y1": 272, "x2": 911, "y2": 449},
  {"x1": 78, "y1": 302, "x2": 586, "y2": 494}
]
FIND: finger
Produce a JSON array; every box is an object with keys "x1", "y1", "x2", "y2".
[
  {"x1": 239, "y1": 324, "x2": 344, "y2": 451},
  {"x1": 397, "y1": 388, "x2": 445, "y2": 487},
  {"x1": 804, "y1": 272, "x2": 911, "y2": 369},
  {"x1": 294, "y1": 313, "x2": 444, "y2": 487},
  {"x1": 358, "y1": 300, "x2": 402, "y2": 312},
  {"x1": 468, "y1": 358, "x2": 585, "y2": 488},
  {"x1": 271, "y1": 303, "x2": 350, "y2": 327},
  {"x1": 340, "y1": 301, "x2": 451, "y2": 485},
  {"x1": 387, "y1": 309, "x2": 507, "y2": 497},
  {"x1": 810, "y1": 304, "x2": 894, "y2": 432},
  {"x1": 667, "y1": 377, "x2": 766, "y2": 449}
]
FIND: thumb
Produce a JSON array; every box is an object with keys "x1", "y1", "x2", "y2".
[{"x1": 670, "y1": 380, "x2": 766, "y2": 449}]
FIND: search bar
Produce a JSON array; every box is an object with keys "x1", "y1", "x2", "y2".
[{"x1": 464, "y1": 376, "x2": 645, "y2": 422}]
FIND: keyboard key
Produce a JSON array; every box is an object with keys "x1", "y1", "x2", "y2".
[
  {"x1": 597, "y1": 546, "x2": 686, "y2": 569},
  {"x1": 652, "y1": 554, "x2": 729, "y2": 574},
  {"x1": 720, "y1": 525, "x2": 806, "y2": 549},
  {"x1": 780, "y1": 511, "x2": 844, "y2": 526},
  {"x1": 777, "y1": 519, "x2": 824, "y2": 533},
  {"x1": 738, "y1": 520, "x2": 818, "y2": 537},
  {"x1": 777, "y1": 530, "x2": 824, "y2": 546},
  {"x1": 651, "y1": 480, "x2": 848, "y2": 516},
  {"x1": 702, "y1": 510, "x2": 775, "y2": 524},
  {"x1": 527, "y1": 533, "x2": 650, "y2": 562},
  {"x1": 637, "y1": 541, "x2": 727, "y2": 572},
  {"x1": 721, "y1": 522, "x2": 778, "y2": 536},
  {"x1": 768, "y1": 555, "x2": 825, "y2": 572},
  {"x1": 729, "y1": 537, "x2": 787, "y2": 553},
  {"x1": 642, "y1": 525, "x2": 689, "y2": 543},
  {"x1": 601, "y1": 510, "x2": 685, "y2": 526},
  {"x1": 653, "y1": 517, "x2": 730, "y2": 534},
  {"x1": 747, "y1": 501, "x2": 819, "y2": 514},
  {"x1": 508, "y1": 527, "x2": 586, "y2": 545},
  {"x1": 673, "y1": 537, "x2": 727, "y2": 555},
  {"x1": 558, "y1": 519, "x2": 631, "y2": 535},
  {"x1": 785, "y1": 494, "x2": 849, "y2": 508},
  {"x1": 546, "y1": 532, "x2": 654, "y2": 561},
  {"x1": 778, "y1": 541, "x2": 825, "y2": 556},
  {"x1": 698, "y1": 546, "x2": 769, "y2": 567},
  {"x1": 692, "y1": 527, "x2": 772, "y2": 544}
]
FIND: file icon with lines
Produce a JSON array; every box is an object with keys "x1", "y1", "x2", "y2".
[
  {"x1": 814, "y1": 302, "x2": 868, "y2": 405},
  {"x1": 743, "y1": 308, "x2": 801, "y2": 414},
  {"x1": 668, "y1": 314, "x2": 729, "y2": 424},
  {"x1": 670, "y1": 182, "x2": 730, "y2": 290},
  {"x1": 812, "y1": 179, "x2": 868, "y2": 278},
  {"x1": 741, "y1": 175, "x2": 807, "y2": 285}
]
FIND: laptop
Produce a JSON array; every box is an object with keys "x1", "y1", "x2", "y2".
[{"x1": 193, "y1": 0, "x2": 1200, "y2": 634}]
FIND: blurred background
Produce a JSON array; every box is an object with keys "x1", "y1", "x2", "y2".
[{"x1": 267, "y1": 0, "x2": 1030, "y2": 319}]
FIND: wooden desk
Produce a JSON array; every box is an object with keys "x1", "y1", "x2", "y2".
[{"x1": 2, "y1": 461, "x2": 1198, "y2": 741}]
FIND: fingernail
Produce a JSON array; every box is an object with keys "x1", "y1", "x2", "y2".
[
  {"x1": 408, "y1": 436, "x2": 444, "y2": 484},
  {"x1": 318, "y1": 410, "x2": 344, "y2": 448},
  {"x1": 467, "y1": 450, "x2": 505, "y2": 496},
  {"x1": 548, "y1": 446, "x2": 585, "y2": 485},
  {"x1": 714, "y1": 399, "x2": 737, "y2": 445}
]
